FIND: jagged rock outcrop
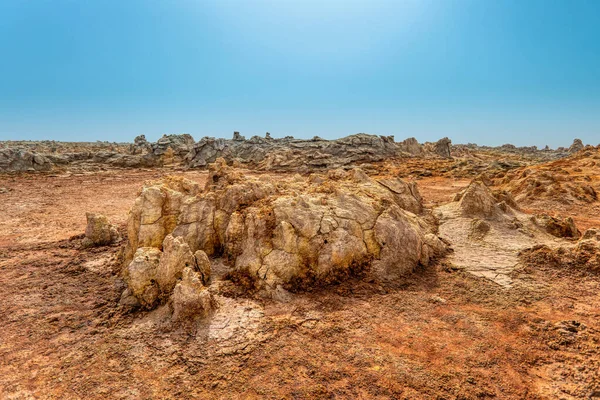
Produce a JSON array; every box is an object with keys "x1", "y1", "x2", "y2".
[
  {"x1": 122, "y1": 159, "x2": 448, "y2": 312},
  {"x1": 426, "y1": 137, "x2": 452, "y2": 158},
  {"x1": 568, "y1": 138, "x2": 584, "y2": 153},
  {"x1": 151, "y1": 134, "x2": 195, "y2": 163},
  {"x1": 186, "y1": 133, "x2": 403, "y2": 171},
  {"x1": 83, "y1": 213, "x2": 121, "y2": 246},
  {"x1": 531, "y1": 214, "x2": 580, "y2": 238},
  {"x1": 0, "y1": 148, "x2": 52, "y2": 172},
  {"x1": 398, "y1": 137, "x2": 423, "y2": 156},
  {"x1": 434, "y1": 137, "x2": 452, "y2": 158},
  {"x1": 130, "y1": 135, "x2": 152, "y2": 155}
]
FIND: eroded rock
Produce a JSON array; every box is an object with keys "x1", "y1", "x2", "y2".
[
  {"x1": 569, "y1": 138, "x2": 584, "y2": 153},
  {"x1": 123, "y1": 159, "x2": 449, "y2": 305},
  {"x1": 0, "y1": 148, "x2": 52, "y2": 172},
  {"x1": 520, "y1": 234, "x2": 600, "y2": 273},
  {"x1": 83, "y1": 213, "x2": 121, "y2": 246},
  {"x1": 126, "y1": 247, "x2": 162, "y2": 308},
  {"x1": 171, "y1": 267, "x2": 214, "y2": 322},
  {"x1": 531, "y1": 214, "x2": 580, "y2": 238},
  {"x1": 456, "y1": 181, "x2": 503, "y2": 219}
]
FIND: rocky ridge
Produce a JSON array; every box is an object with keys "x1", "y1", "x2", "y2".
[{"x1": 2, "y1": 133, "x2": 456, "y2": 172}]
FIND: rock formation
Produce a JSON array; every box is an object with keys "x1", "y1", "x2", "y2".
[
  {"x1": 436, "y1": 179, "x2": 571, "y2": 287},
  {"x1": 498, "y1": 168, "x2": 597, "y2": 207},
  {"x1": 521, "y1": 229, "x2": 600, "y2": 273},
  {"x1": 398, "y1": 137, "x2": 423, "y2": 155},
  {"x1": 0, "y1": 148, "x2": 52, "y2": 172},
  {"x1": 83, "y1": 213, "x2": 121, "y2": 246},
  {"x1": 121, "y1": 159, "x2": 449, "y2": 318},
  {"x1": 186, "y1": 133, "x2": 406, "y2": 171},
  {"x1": 568, "y1": 138, "x2": 584, "y2": 153},
  {"x1": 432, "y1": 137, "x2": 452, "y2": 158},
  {"x1": 130, "y1": 135, "x2": 152, "y2": 154},
  {"x1": 530, "y1": 214, "x2": 580, "y2": 238},
  {"x1": 151, "y1": 134, "x2": 195, "y2": 164}
]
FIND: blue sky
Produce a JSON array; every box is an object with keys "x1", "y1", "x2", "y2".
[{"x1": 1, "y1": 0, "x2": 599, "y2": 147}]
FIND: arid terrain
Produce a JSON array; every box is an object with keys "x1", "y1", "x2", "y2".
[{"x1": 1, "y1": 134, "x2": 599, "y2": 399}]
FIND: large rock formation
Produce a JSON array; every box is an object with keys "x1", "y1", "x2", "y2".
[
  {"x1": 0, "y1": 148, "x2": 52, "y2": 172},
  {"x1": 151, "y1": 134, "x2": 195, "y2": 163},
  {"x1": 423, "y1": 137, "x2": 452, "y2": 159},
  {"x1": 568, "y1": 138, "x2": 584, "y2": 153},
  {"x1": 186, "y1": 133, "x2": 404, "y2": 171},
  {"x1": 2, "y1": 133, "x2": 457, "y2": 173},
  {"x1": 121, "y1": 159, "x2": 448, "y2": 316}
]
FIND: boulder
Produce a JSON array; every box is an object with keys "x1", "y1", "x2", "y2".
[
  {"x1": 125, "y1": 247, "x2": 163, "y2": 308},
  {"x1": 83, "y1": 213, "x2": 121, "y2": 246},
  {"x1": 170, "y1": 267, "x2": 214, "y2": 322}
]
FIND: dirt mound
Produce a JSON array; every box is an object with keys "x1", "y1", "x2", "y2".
[
  {"x1": 121, "y1": 159, "x2": 448, "y2": 317},
  {"x1": 520, "y1": 229, "x2": 600, "y2": 273}
]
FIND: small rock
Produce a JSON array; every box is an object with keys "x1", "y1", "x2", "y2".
[{"x1": 83, "y1": 213, "x2": 121, "y2": 246}]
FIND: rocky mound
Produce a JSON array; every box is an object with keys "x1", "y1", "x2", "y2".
[
  {"x1": 0, "y1": 148, "x2": 52, "y2": 172},
  {"x1": 120, "y1": 159, "x2": 449, "y2": 317},
  {"x1": 435, "y1": 179, "x2": 568, "y2": 287},
  {"x1": 452, "y1": 180, "x2": 519, "y2": 219},
  {"x1": 530, "y1": 214, "x2": 580, "y2": 238},
  {"x1": 495, "y1": 147, "x2": 600, "y2": 208},
  {"x1": 498, "y1": 169, "x2": 597, "y2": 206},
  {"x1": 520, "y1": 228, "x2": 600, "y2": 273}
]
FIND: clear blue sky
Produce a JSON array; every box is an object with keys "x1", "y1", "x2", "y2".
[{"x1": 1, "y1": 0, "x2": 599, "y2": 147}]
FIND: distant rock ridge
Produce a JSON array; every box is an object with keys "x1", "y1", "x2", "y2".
[{"x1": 3, "y1": 133, "x2": 592, "y2": 173}]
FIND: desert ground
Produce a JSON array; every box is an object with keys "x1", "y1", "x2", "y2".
[{"x1": 1, "y1": 135, "x2": 600, "y2": 399}]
